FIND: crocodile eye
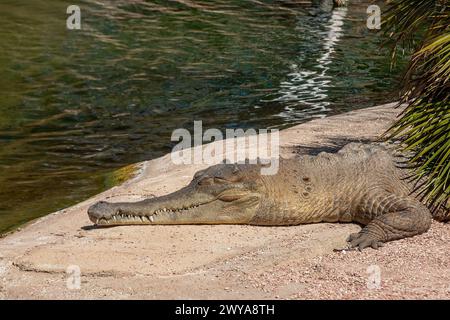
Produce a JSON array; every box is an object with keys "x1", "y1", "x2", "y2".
[
  {"x1": 213, "y1": 177, "x2": 229, "y2": 184},
  {"x1": 198, "y1": 177, "x2": 214, "y2": 186}
]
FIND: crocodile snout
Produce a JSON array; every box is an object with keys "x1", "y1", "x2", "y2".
[{"x1": 87, "y1": 201, "x2": 115, "y2": 223}]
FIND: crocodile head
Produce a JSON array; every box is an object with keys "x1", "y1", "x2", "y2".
[{"x1": 87, "y1": 163, "x2": 264, "y2": 226}]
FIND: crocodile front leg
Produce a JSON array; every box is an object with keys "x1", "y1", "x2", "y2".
[{"x1": 348, "y1": 192, "x2": 432, "y2": 250}]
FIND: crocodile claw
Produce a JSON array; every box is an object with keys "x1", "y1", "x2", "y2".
[{"x1": 346, "y1": 232, "x2": 384, "y2": 251}]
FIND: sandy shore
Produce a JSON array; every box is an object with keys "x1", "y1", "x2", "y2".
[{"x1": 0, "y1": 102, "x2": 449, "y2": 299}]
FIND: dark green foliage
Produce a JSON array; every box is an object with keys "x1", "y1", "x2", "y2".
[{"x1": 383, "y1": 0, "x2": 449, "y2": 210}]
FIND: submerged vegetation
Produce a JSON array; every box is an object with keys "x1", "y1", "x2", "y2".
[
  {"x1": 104, "y1": 164, "x2": 141, "y2": 189},
  {"x1": 384, "y1": 0, "x2": 449, "y2": 211}
]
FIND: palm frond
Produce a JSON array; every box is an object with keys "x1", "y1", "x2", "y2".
[{"x1": 383, "y1": 0, "x2": 450, "y2": 211}]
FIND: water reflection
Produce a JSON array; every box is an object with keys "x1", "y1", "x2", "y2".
[
  {"x1": 273, "y1": 7, "x2": 348, "y2": 120},
  {"x1": 0, "y1": 1, "x2": 406, "y2": 234}
]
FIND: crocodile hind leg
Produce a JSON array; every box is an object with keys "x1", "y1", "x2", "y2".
[{"x1": 348, "y1": 192, "x2": 432, "y2": 250}]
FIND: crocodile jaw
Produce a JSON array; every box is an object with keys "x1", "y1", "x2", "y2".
[
  {"x1": 88, "y1": 200, "x2": 213, "y2": 226},
  {"x1": 87, "y1": 194, "x2": 259, "y2": 226}
]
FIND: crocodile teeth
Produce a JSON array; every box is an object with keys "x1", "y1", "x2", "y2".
[{"x1": 150, "y1": 216, "x2": 154, "y2": 222}]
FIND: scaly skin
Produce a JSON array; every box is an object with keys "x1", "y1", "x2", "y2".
[{"x1": 88, "y1": 143, "x2": 446, "y2": 250}]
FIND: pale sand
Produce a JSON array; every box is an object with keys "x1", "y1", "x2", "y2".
[{"x1": 0, "y1": 102, "x2": 448, "y2": 299}]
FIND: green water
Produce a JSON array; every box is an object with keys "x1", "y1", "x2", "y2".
[{"x1": 0, "y1": 0, "x2": 407, "y2": 234}]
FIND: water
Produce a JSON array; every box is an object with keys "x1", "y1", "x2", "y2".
[{"x1": 0, "y1": 0, "x2": 407, "y2": 234}]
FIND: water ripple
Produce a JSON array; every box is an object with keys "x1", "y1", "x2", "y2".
[{"x1": 0, "y1": 0, "x2": 407, "y2": 234}]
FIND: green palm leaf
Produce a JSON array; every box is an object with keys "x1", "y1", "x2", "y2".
[{"x1": 383, "y1": 0, "x2": 450, "y2": 212}]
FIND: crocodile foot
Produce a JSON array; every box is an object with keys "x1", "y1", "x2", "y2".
[{"x1": 346, "y1": 232, "x2": 384, "y2": 251}]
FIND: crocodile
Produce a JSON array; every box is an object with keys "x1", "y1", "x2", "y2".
[{"x1": 87, "y1": 143, "x2": 448, "y2": 250}]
